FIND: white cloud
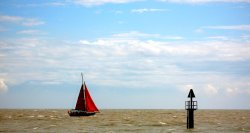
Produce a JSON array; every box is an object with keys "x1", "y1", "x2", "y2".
[
  {"x1": 79, "y1": 40, "x2": 91, "y2": 45},
  {"x1": 112, "y1": 31, "x2": 183, "y2": 40},
  {"x1": 164, "y1": 36, "x2": 184, "y2": 40},
  {"x1": 2, "y1": 31, "x2": 250, "y2": 62},
  {"x1": 196, "y1": 25, "x2": 250, "y2": 34},
  {"x1": 241, "y1": 35, "x2": 250, "y2": 39},
  {"x1": 241, "y1": 35, "x2": 250, "y2": 42},
  {"x1": 18, "y1": 38, "x2": 44, "y2": 47},
  {"x1": 21, "y1": 19, "x2": 45, "y2": 27},
  {"x1": 161, "y1": 0, "x2": 250, "y2": 3},
  {"x1": 17, "y1": 30, "x2": 44, "y2": 35},
  {"x1": 43, "y1": 32, "x2": 248, "y2": 62},
  {"x1": 180, "y1": 84, "x2": 195, "y2": 93},
  {"x1": 1, "y1": 31, "x2": 250, "y2": 96},
  {"x1": 113, "y1": 31, "x2": 159, "y2": 38},
  {"x1": 205, "y1": 84, "x2": 218, "y2": 95},
  {"x1": 0, "y1": 79, "x2": 8, "y2": 92},
  {"x1": 207, "y1": 36, "x2": 228, "y2": 40},
  {"x1": 246, "y1": 89, "x2": 250, "y2": 94},
  {"x1": 0, "y1": 15, "x2": 44, "y2": 27},
  {"x1": 131, "y1": 8, "x2": 166, "y2": 13},
  {"x1": 45, "y1": 2, "x2": 66, "y2": 6},
  {"x1": 73, "y1": 0, "x2": 141, "y2": 6},
  {"x1": 205, "y1": 25, "x2": 250, "y2": 31},
  {"x1": 226, "y1": 87, "x2": 238, "y2": 94},
  {"x1": 0, "y1": 15, "x2": 23, "y2": 22},
  {"x1": 194, "y1": 28, "x2": 204, "y2": 33},
  {"x1": 17, "y1": 2, "x2": 67, "y2": 7}
]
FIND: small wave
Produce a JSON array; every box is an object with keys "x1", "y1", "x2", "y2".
[
  {"x1": 168, "y1": 128, "x2": 176, "y2": 131},
  {"x1": 33, "y1": 127, "x2": 39, "y2": 130},
  {"x1": 17, "y1": 114, "x2": 23, "y2": 117},
  {"x1": 172, "y1": 115, "x2": 177, "y2": 118},
  {"x1": 241, "y1": 128, "x2": 246, "y2": 131},
  {"x1": 150, "y1": 122, "x2": 167, "y2": 127},
  {"x1": 28, "y1": 115, "x2": 35, "y2": 118},
  {"x1": 49, "y1": 124, "x2": 56, "y2": 127},
  {"x1": 37, "y1": 115, "x2": 44, "y2": 118},
  {"x1": 122, "y1": 124, "x2": 132, "y2": 126},
  {"x1": 159, "y1": 121, "x2": 166, "y2": 125},
  {"x1": 123, "y1": 116, "x2": 131, "y2": 119}
]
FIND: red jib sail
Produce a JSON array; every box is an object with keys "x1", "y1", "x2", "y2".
[
  {"x1": 75, "y1": 82, "x2": 99, "y2": 112},
  {"x1": 75, "y1": 84, "x2": 85, "y2": 110}
]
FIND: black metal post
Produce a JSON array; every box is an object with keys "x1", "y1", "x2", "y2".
[
  {"x1": 186, "y1": 89, "x2": 197, "y2": 129},
  {"x1": 187, "y1": 109, "x2": 194, "y2": 128}
]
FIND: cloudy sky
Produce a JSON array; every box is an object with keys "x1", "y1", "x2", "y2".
[{"x1": 0, "y1": 0, "x2": 250, "y2": 109}]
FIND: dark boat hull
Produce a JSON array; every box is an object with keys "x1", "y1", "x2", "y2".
[{"x1": 68, "y1": 109, "x2": 96, "y2": 116}]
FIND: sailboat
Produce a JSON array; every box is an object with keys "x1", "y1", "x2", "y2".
[{"x1": 68, "y1": 73, "x2": 99, "y2": 116}]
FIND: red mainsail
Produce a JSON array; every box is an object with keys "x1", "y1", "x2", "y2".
[
  {"x1": 75, "y1": 82, "x2": 99, "y2": 112},
  {"x1": 84, "y1": 83, "x2": 99, "y2": 112}
]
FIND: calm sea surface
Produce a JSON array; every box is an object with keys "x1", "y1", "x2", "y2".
[{"x1": 0, "y1": 109, "x2": 249, "y2": 132}]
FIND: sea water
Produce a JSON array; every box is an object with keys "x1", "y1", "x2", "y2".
[{"x1": 0, "y1": 109, "x2": 249, "y2": 132}]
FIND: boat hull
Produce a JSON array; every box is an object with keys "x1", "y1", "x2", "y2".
[{"x1": 68, "y1": 109, "x2": 96, "y2": 116}]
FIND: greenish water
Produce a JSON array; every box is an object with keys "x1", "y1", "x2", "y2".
[{"x1": 0, "y1": 109, "x2": 249, "y2": 132}]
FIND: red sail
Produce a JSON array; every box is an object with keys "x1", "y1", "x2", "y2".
[
  {"x1": 75, "y1": 85, "x2": 85, "y2": 110},
  {"x1": 84, "y1": 83, "x2": 99, "y2": 112}
]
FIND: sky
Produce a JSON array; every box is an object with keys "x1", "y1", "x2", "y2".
[{"x1": 0, "y1": 0, "x2": 250, "y2": 109}]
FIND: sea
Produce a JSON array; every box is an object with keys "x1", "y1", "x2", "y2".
[{"x1": 0, "y1": 109, "x2": 249, "y2": 133}]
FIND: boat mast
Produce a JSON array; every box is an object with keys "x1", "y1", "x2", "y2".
[
  {"x1": 81, "y1": 72, "x2": 84, "y2": 85},
  {"x1": 81, "y1": 73, "x2": 86, "y2": 111}
]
